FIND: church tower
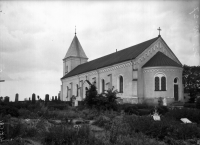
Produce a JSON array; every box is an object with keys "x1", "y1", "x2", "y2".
[{"x1": 63, "y1": 33, "x2": 88, "y2": 76}]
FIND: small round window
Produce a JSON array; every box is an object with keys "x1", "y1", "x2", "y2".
[{"x1": 174, "y1": 78, "x2": 178, "y2": 83}]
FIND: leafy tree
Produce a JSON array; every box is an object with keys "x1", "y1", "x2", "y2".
[
  {"x1": 84, "y1": 83, "x2": 97, "y2": 108},
  {"x1": 183, "y1": 65, "x2": 200, "y2": 103},
  {"x1": 84, "y1": 82, "x2": 118, "y2": 110}
]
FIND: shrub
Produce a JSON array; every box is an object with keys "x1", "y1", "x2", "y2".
[
  {"x1": 196, "y1": 97, "x2": 200, "y2": 109},
  {"x1": 92, "y1": 115, "x2": 111, "y2": 129},
  {"x1": 1, "y1": 137, "x2": 27, "y2": 145},
  {"x1": 47, "y1": 104, "x2": 68, "y2": 110},
  {"x1": 165, "y1": 108, "x2": 200, "y2": 124},
  {"x1": 124, "y1": 115, "x2": 200, "y2": 141},
  {"x1": 20, "y1": 127, "x2": 38, "y2": 138},
  {"x1": 0, "y1": 106, "x2": 19, "y2": 117},
  {"x1": 3, "y1": 122, "x2": 22, "y2": 139},
  {"x1": 42, "y1": 125, "x2": 105, "y2": 145},
  {"x1": 18, "y1": 108, "x2": 38, "y2": 119},
  {"x1": 109, "y1": 117, "x2": 166, "y2": 145},
  {"x1": 184, "y1": 103, "x2": 196, "y2": 108},
  {"x1": 115, "y1": 133, "x2": 166, "y2": 145},
  {"x1": 152, "y1": 106, "x2": 169, "y2": 115}
]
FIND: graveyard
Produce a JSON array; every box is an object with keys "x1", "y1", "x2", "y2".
[{"x1": 0, "y1": 85, "x2": 200, "y2": 145}]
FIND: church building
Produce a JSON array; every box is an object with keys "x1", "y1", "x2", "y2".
[{"x1": 60, "y1": 29, "x2": 183, "y2": 106}]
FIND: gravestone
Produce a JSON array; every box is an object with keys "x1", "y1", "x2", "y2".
[
  {"x1": 153, "y1": 113, "x2": 161, "y2": 121},
  {"x1": 163, "y1": 97, "x2": 167, "y2": 106},
  {"x1": 180, "y1": 118, "x2": 192, "y2": 123},
  {"x1": 152, "y1": 107, "x2": 161, "y2": 121}
]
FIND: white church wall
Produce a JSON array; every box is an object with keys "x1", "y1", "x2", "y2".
[
  {"x1": 143, "y1": 66, "x2": 183, "y2": 105},
  {"x1": 61, "y1": 60, "x2": 135, "y2": 102}
]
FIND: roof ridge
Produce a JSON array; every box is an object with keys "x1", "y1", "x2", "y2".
[{"x1": 62, "y1": 36, "x2": 159, "y2": 79}]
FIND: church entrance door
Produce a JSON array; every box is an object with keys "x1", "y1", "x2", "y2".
[{"x1": 174, "y1": 85, "x2": 178, "y2": 101}]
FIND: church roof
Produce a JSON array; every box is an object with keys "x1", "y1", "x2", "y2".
[
  {"x1": 142, "y1": 51, "x2": 182, "y2": 68},
  {"x1": 61, "y1": 36, "x2": 159, "y2": 79},
  {"x1": 64, "y1": 35, "x2": 88, "y2": 59}
]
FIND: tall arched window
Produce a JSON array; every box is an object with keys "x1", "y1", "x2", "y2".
[
  {"x1": 119, "y1": 76, "x2": 123, "y2": 93},
  {"x1": 161, "y1": 76, "x2": 166, "y2": 91},
  {"x1": 76, "y1": 84, "x2": 79, "y2": 96},
  {"x1": 102, "y1": 79, "x2": 105, "y2": 93},
  {"x1": 67, "y1": 86, "x2": 69, "y2": 98},
  {"x1": 155, "y1": 77, "x2": 159, "y2": 91},
  {"x1": 154, "y1": 73, "x2": 166, "y2": 91}
]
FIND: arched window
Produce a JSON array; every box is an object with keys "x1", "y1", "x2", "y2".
[
  {"x1": 102, "y1": 79, "x2": 105, "y2": 93},
  {"x1": 161, "y1": 76, "x2": 166, "y2": 91},
  {"x1": 155, "y1": 77, "x2": 159, "y2": 91},
  {"x1": 154, "y1": 73, "x2": 166, "y2": 91},
  {"x1": 119, "y1": 76, "x2": 123, "y2": 93},
  {"x1": 67, "y1": 86, "x2": 69, "y2": 98},
  {"x1": 76, "y1": 84, "x2": 79, "y2": 96},
  {"x1": 174, "y1": 78, "x2": 178, "y2": 84}
]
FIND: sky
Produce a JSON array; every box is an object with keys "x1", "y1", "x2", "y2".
[{"x1": 0, "y1": 0, "x2": 199, "y2": 101}]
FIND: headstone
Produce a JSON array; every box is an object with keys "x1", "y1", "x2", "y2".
[
  {"x1": 163, "y1": 97, "x2": 167, "y2": 106},
  {"x1": 152, "y1": 108, "x2": 161, "y2": 121},
  {"x1": 153, "y1": 113, "x2": 161, "y2": 121},
  {"x1": 180, "y1": 118, "x2": 192, "y2": 123},
  {"x1": 15, "y1": 93, "x2": 19, "y2": 102}
]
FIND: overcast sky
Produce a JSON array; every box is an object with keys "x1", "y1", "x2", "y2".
[{"x1": 0, "y1": 1, "x2": 199, "y2": 101}]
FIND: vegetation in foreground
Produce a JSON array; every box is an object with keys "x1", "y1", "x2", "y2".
[{"x1": 0, "y1": 83, "x2": 200, "y2": 145}]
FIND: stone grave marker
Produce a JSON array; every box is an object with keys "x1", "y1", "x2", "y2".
[{"x1": 180, "y1": 118, "x2": 192, "y2": 124}]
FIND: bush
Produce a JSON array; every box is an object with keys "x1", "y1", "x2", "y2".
[
  {"x1": 196, "y1": 97, "x2": 200, "y2": 109},
  {"x1": 3, "y1": 122, "x2": 22, "y2": 139},
  {"x1": 109, "y1": 117, "x2": 166, "y2": 145},
  {"x1": 47, "y1": 104, "x2": 68, "y2": 110},
  {"x1": 152, "y1": 106, "x2": 169, "y2": 115},
  {"x1": 84, "y1": 84, "x2": 118, "y2": 111},
  {"x1": 0, "y1": 106, "x2": 19, "y2": 117},
  {"x1": 18, "y1": 109, "x2": 38, "y2": 119},
  {"x1": 121, "y1": 103, "x2": 154, "y2": 116},
  {"x1": 1, "y1": 138, "x2": 27, "y2": 145},
  {"x1": 184, "y1": 103, "x2": 196, "y2": 108},
  {"x1": 124, "y1": 115, "x2": 200, "y2": 141},
  {"x1": 92, "y1": 115, "x2": 111, "y2": 129},
  {"x1": 20, "y1": 127, "x2": 38, "y2": 138},
  {"x1": 42, "y1": 125, "x2": 105, "y2": 145},
  {"x1": 165, "y1": 108, "x2": 200, "y2": 124}
]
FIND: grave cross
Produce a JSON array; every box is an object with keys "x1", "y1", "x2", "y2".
[{"x1": 157, "y1": 27, "x2": 161, "y2": 36}]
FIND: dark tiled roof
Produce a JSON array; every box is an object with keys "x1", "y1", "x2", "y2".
[
  {"x1": 61, "y1": 36, "x2": 159, "y2": 79},
  {"x1": 142, "y1": 51, "x2": 182, "y2": 68}
]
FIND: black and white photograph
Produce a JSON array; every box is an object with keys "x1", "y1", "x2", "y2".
[{"x1": 0, "y1": 0, "x2": 200, "y2": 144}]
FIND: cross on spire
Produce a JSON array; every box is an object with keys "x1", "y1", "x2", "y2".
[
  {"x1": 75, "y1": 26, "x2": 76, "y2": 35},
  {"x1": 157, "y1": 27, "x2": 161, "y2": 36}
]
